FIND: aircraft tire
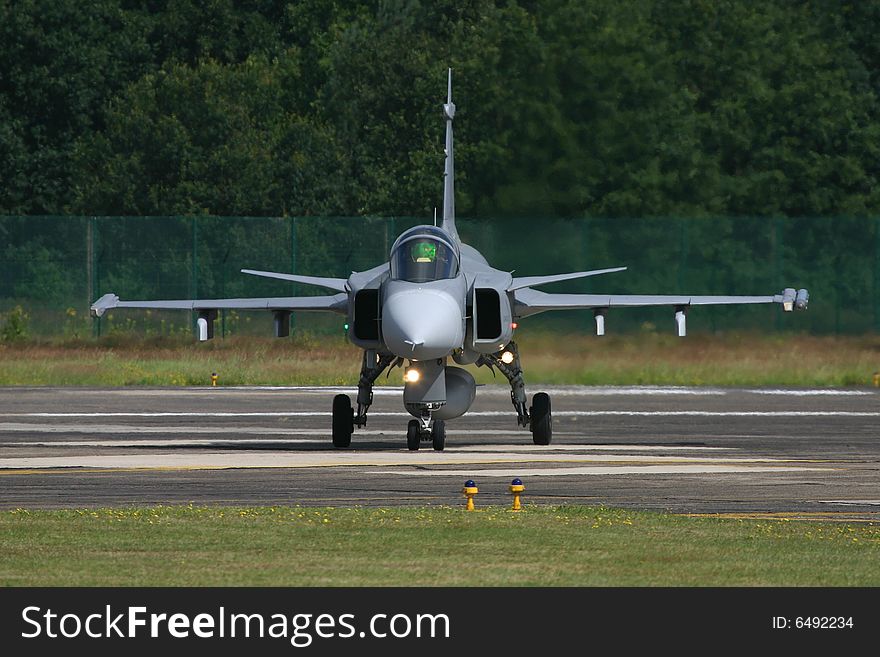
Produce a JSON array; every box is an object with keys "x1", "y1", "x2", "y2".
[
  {"x1": 432, "y1": 420, "x2": 446, "y2": 451},
  {"x1": 406, "y1": 420, "x2": 421, "y2": 451},
  {"x1": 530, "y1": 392, "x2": 552, "y2": 445},
  {"x1": 331, "y1": 394, "x2": 353, "y2": 448}
]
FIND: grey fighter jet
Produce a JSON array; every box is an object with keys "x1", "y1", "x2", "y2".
[{"x1": 92, "y1": 70, "x2": 809, "y2": 451}]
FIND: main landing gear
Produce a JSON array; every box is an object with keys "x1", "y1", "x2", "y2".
[
  {"x1": 529, "y1": 391, "x2": 552, "y2": 446},
  {"x1": 478, "y1": 341, "x2": 553, "y2": 445},
  {"x1": 331, "y1": 393, "x2": 354, "y2": 448},
  {"x1": 331, "y1": 350, "x2": 395, "y2": 449}
]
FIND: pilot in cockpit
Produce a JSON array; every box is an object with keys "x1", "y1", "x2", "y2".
[{"x1": 390, "y1": 229, "x2": 459, "y2": 284}]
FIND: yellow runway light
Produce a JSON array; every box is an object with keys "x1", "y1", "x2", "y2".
[{"x1": 462, "y1": 480, "x2": 478, "y2": 511}]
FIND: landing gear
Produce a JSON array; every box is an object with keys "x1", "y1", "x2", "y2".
[
  {"x1": 332, "y1": 394, "x2": 354, "y2": 448},
  {"x1": 478, "y1": 340, "x2": 552, "y2": 445},
  {"x1": 478, "y1": 341, "x2": 530, "y2": 427},
  {"x1": 355, "y1": 350, "x2": 396, "y2": 428},
  {"x1": 331, "y1": 350, "x2": 395, "y2": 448},
  {"x1": 406, "y1": 419, "x2": 421, "y2": 451},
  {"x1": 431, "y1": 420, "x2": 446, "y2": 451},
  {"x1": 406, "y1": 415, "x2": 444, "y2": 451},
  {"x1": 530, "y1": 392, "x2": 552, "y2": 445}
]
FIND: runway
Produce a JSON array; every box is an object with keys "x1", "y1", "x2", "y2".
[{"x1": 0, "y1": 385, "x2": 878, "y2": 518}]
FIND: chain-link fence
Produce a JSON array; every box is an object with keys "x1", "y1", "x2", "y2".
[{"x1": 0, "y1": 216, "x2": 874, "y2": 338}]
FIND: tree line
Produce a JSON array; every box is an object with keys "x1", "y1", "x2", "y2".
[{"x1": 1, "y1": 0, "x2": 879, "y2": 219}]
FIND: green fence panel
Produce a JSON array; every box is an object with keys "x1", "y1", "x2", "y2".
[{"x1": 0, "y1": 215, "x2": 872, "y2": 337}]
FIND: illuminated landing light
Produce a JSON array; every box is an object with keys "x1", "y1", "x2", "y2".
[
  {"x1": 511, "y1": 322, "x2": 518, "y2": 330},
  {"x1": 500, "y1": 351, "x2": 515, "y2": 364},
  {"x1": 404, "y1": 369, "x2": 421, "y2": 383}
]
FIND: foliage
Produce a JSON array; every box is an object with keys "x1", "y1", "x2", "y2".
[
  {"x1": 0, "y1": 306, "x2": 29, "y2": 342},
  {"x1": 1, "y1": 1, "x2": 879, "y2": 218}
]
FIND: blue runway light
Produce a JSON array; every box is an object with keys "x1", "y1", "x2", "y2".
[
  {"x1": 465, "y1": 480, "x2": 475, "y2": 488},
  {"x1": 512, "y1": 478, "x2": 522, "y2": 486}
]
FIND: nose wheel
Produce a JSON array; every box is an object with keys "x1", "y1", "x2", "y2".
[
  {"x1": 431, "y1": 420, "x2": 446, "y2": 451},
  {"x1": 406, "y1": 420, "x2": 421, "y2": 451},
  {"x1": 406, "y1": 418, "x2": 446, "y2": 451}
]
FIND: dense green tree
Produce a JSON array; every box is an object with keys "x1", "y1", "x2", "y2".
[
  {"x1": 0, "y1": 0, "x2": 153, "y2": 213},
  {"x1": 72, "y1": 54, "x2": 347, "y2": 215},
  {"x1": 1, "y1": 0, "x2": 879, "y2": 218}
]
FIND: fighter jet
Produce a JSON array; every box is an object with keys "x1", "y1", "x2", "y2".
[{"x1": 92, "y1": 69, "x2": 809, "y2": 451}]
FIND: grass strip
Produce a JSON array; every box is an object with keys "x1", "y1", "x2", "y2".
[
  {"x1": 0, "y1": 333, "x2": 879, "y2": 387},
  {"x1": 1, "y1": 505, "x2": 877, "y2": 586}
]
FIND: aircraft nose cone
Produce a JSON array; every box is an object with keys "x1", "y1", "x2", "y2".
[{"x1": 382, "y1": 288, "x2": 463, "y2": 360}]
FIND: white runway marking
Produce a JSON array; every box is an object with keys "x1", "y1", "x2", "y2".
[
  {"x1": 47, "y1": 385, "x2": 730, "y2": 396},
  {"x1": 0, "y1": 451, "x2": 808, "y2": 470},
  {"x1": 3, "y1": 410, "x2": 878, "y2": 418},
  {"x1": 818, "y1": 500, "x2": 880, "y2": 506},
  {"x1": 2, "y1": 412, "x2": 326, "y2": 417},
  {"x1": 374, "y1": 465, "x2": 825, "y2": 477},
  {"x1": 118, "y1": 385, "x2": 731, "y2": 397},
  {"x1": 0, "y1": 423, "x2": 322, "y2": 435},
  {"x1": 5, "y1": 438, "x2": 318, "y2": 447},
  {"x1": 31, "y1": 385, "x2": 875, "y2": 397},
  {"x1": 447, "y1": 444, "x2": 729, "y2": 452},
  {"x1": 0, "y1": 437, "x2": 729, "y2": 451},
  {"x1": 223, "y1": 386, "x2": 403, "y2": 396},
  {"x1": 747, "y1": 389, "x2": 874, "y2": 396},
  {"x1": 479, "y1": 386, "x2": 727, "y2": 397},
  {"x1": 0, "y1": 424, "x2": 612, "y2": 438},
  {"x1": 551, "y1": 411, "x2": 880, "y2": 417}
]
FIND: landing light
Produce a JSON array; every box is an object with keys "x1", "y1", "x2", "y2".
[
  {"x1": 404, "y1": 369, "x2": 420, "y2": 383},
  {"x1": 501, "y1": 351, "x2": 514, "y2": 364}
]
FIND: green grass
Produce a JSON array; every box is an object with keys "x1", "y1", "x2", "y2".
[
  {"x1": 1, "y1": 505, "x2": 877, "y2": 586},
  {"x1": 1, "y1": 332, "x2": 879, "y2": 386}
]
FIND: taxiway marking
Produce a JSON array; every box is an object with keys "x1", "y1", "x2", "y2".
[
  {"x1": 0, "y1": 451, "x2": 822, "y2": 471},
  {"x1": 34, "y1": 385, "x2": 874, "y2": 396},
  {"x1": 2, "y1": 411, "x2": 879, "y2": 418},
  {"x1": 0, "y1": 435, "x2": 731, "y2": 451},
  {"x1": 374, "y1": 464, "x2": 826, "y2": 477}
]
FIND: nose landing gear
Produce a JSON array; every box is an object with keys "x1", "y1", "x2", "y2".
[
  {"x1": 406, "y1": 419, "x2": 421, "y2": 451},
  {"x1": 431, "y1": 420, "x2": 446, "y2": 451},
  {"x1": 406, "y1": 415, "x2": 446, "y2": 451}
]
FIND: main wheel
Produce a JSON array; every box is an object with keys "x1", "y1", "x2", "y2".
[
  {"x1": 406, "y1": 419, "x2": 421, "y2": 451},
  {"x1": 432, "y1": 420, "x2": 446, "y2": 451},
  {"x1": 530, "y1": 392, "x2": 552, "y2": 445},
  {"x1": 331, "y1": 394, "x2": 354, "y2": 448}
]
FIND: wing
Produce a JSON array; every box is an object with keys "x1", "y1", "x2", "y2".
[
  {"x1": 514, "y1": 287, "x2": 808, "y2": 336},
  {"x1": 508, "y1": 267, "x2": 627, "y2": 291},
  {"x1": 240, "y1": 269, "x2": 348, "y2": 292},
  {"x1": 90, "y1": 293, "x2": 348, "y2": 317}
]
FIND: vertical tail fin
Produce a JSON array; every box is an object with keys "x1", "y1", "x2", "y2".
[{"x1": 441, "y1": 68, "x2": 459, "y2": 242}]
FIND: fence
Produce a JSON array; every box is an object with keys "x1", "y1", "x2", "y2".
[{"x1": 0, "y1": 215, "x2": 876, "y2": 338}]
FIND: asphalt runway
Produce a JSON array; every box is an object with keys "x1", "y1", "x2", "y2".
[{"x1": 0, "y1": 385, "x2": 878, "y2": 519}]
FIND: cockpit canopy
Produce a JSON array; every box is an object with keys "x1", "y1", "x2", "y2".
[{"x1": 390, "y1": 226, "x2": 460, "y2": 283}]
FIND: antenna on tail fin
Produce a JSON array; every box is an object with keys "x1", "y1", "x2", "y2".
[{"x1": 441, "y1": 68, "x2": 459, "y2": 242}]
